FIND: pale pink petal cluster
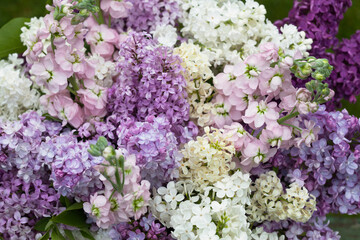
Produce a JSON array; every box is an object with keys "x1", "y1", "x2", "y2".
[
  {"x1": 85, "y1": 153, "x2": 151, "y2": 228},
  {"x1": 100, "y1": 0, "x2": 133, "y2": 19},
  {"x1": 210, "y1": 43, "x2": 323, "y2": 171},
  {"x1": 25, "y1": 4, "x2": 121, "y2": 127}
]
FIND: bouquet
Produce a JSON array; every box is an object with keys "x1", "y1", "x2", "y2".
[{"x1": 0, "y1": 0, "x2": 359, "y2": 239}]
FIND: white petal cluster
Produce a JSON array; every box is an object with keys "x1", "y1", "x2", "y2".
[
  {"x1": 88, "y1": 54, "x2": 116, "y2": 87},
  {"x1": 0, "y1": 54, "x2": 40, "y2": 120},
  {"x1": 247, "y1": 171, "x2": 316, "y2": 223},
  {"x1": 152, "y1": 24, "x2": 178, "y2": 47},
  {"x1": 20, "y1": 17, "x2": 50, "y2": 57},
  {"x1": 174, "y1": 42, "x2": 215, "y2": 127},
  {"x1": 180, "y1": 127, "x2": 236, "y2": 189},
  {"x1": 251, "y1": 227, "x2": 285, "y2": 240},
  {"x1": 150, "y1": 170, "x2": 252, "y2": 240},
  {"x1": 179, "y1": 0, "x2": 312, "y2": 65}
]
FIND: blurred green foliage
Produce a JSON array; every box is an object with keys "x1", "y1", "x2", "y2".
[{"x1": 0, "y1": 0, "x2": 48, "y2": 26}]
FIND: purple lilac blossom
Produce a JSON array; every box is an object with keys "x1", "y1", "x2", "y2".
[
  {"x1": 0, "y1": 111, "x2": 62, "y2": 181},
  {"x1": 276, "y1": 0, "x2": 355, "y2": 109},
  {"x1": 258, "y1": 105, "x2": 360, "y2": 217},
  {"x1": 109, "y1": 213, "x2": 174, "y2": 240},
  {"x1": 38, "y1": 132, "x2": 103, "y2": 200},
  {"x1": 107, "y1": 31, "x2": 196, "y2": 142},
  {"x1": 112, "y1": 0, "x2": 181, "y2": 33},
  {"x1": 116, "y1": 116, "x2": 182, "y2": 187},
  {"x1": 0, "y1": 168, "x2": 63, "y2": 240},
  {"x1": 261, "y1": 216, "x2": 340, "y2": 240}
]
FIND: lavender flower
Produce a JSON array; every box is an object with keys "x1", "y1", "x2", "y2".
[
  {"x1": 0, "y1": 111, "x2": 62, "y2": 181},
  {"x1": 0, "y1": 168, "x2": 62, "y2": 239},
  {"x1": 109, "y1": 213, "x2": 174, "y2": 240},
  {"x1": 116, "y1": 116, "x2": 182, "y2": 187},
  {"x1": 261, "y1": 106, "x2": 360, "y2": 217},
  {"x1": 38, "y1": 132, "x2": 103, "y2": 200},
  {"x1": 113, "y1": 0, "x2": 181, "y2": 32},
  {"x1": 107, "y1": 31, "x2": 195, "y2": 142},
  {"x1": 276, "y1": 0, "x2": 357, "y2": 108}
]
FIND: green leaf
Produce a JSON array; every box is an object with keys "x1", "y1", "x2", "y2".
[
  {"x1": 60, "y1": 196, "x2": 71, "y2": 208},
  {"x1": 38, "y1": 229, "x2": 51, "y2": 240},
  {"x1": 34, "y1": 217, "x2": 51, "y2": 232},
  {"x1": 51, "y1": 226, "x2": 66, "y2": 240},
  {"x1": 80, "y1": 229, "x2": 96, "y2": 240},
  {"x1": 51, "y1": 209, "x2": 88, "y2": 228},
  {"x1": 66, "y1": 202, "x2": 84, "y2": 211},
  {"x1": 64, "y1": 229, "x2": 76, "y2": 240},
  {"x1": 0, "y1": 18, "x2": 29, "y2": 59}
]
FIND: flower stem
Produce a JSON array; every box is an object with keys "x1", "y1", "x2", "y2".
[
  {"x1": 96, "y1": 0, "x2": 105, "y2": 25},
  {"x1": 277, "y1": 111, "x2": 300, "y2": 125}
]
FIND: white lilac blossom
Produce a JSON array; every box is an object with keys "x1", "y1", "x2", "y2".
[
  {"x1": 173, "y1": 42, "x2": 215, "y2": 127},
  {"x1": 0, "y1": 54, "x2": 41, "y2": 120},
  {"x1": 180, "y1": 127, "x2": 236, "y2": 189},
  {"x1": 179, "y1": 0, "x2": 312, "y2": 65},
  {"x1": 150, "y1": 170, "x2": 252, "y2": 240},
  {"x1": 152, "y1": 24, "x2": 178, "y2": 47},
  {"x1": 247, "y1": 171, "x2": 316, "y2": 223},
  {"x1": 20, "y1": 17, "x2": 50, "y2": 58}
]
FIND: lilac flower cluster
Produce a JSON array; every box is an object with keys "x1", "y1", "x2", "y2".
[
  {"x1": 259, "y1": 106, "x2": 360, "y2": 216},
  {"x1": 0, "y1": 168, "x2": 62, "y2": 240},
  {"x1": 329, "y1": 31, "x2": 360, "y2": 104},
  {"x1": 116, "y1": 116, "x2": 182, "y2": 187},
  {"x1": 38, "y1": 133, "x2": 103, "y2": 200},
  {"x1": 0, "y1": 111, "x2": 62, "y2": 182},
  {"x1": 113, "y1": 0, "x2": 181, "y2": 32},
  {"x1": 276, "y1": 0, "x2": 358, "y2": 108},
  {"x1": 107, "y1": 31, "x2": 194, "y2": 141},
  {"x1": 109, "y1": 213, "x2": 174, "y2": 240},
  {"x1": 260, "y1": 216, "x2": 340, "y2": 240},
  {"x1": 276, "y1": 0, "x2": 351, "y2": 56}
]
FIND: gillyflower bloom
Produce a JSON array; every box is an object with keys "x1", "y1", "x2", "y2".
[
  {"x1": 242, "y1": 100, "x2": 279, "y2": 128},
  {"x1": 100, "y1": 0, "x2": 133, "y2": 19},
  {"x1": 260, "y1": 123, "x2": 292, "y2": 148},
  {"x1": 83, "y1": 193, "x2": 111, "y2": 228},
  {"x1": 296, "y1": 120, "x2": 321, "y2": 147},
  {"x1": 241, "y1": 139, "x2": 277, "y2": 170}
]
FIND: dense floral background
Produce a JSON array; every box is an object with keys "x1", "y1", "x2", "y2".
[{"x1": 1, "y1": 0, "x2": 360, "y2": 239}]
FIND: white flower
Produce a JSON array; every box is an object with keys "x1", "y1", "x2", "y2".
[
  {"x1": 0, "y1": 54, "x2": 41, "y2": 120},
  {"x1": 179, "y1": 0, "x2": 312, "y2": 65},
  {"x1": 152, "y1": 24, "x2": 178, "y2": 47},
  {"x1": 190, "y1": 205, "x2": 212, "y2": 229},
  {"x1": 164, "y1": 187, "x2": 185, "y2": 209}
]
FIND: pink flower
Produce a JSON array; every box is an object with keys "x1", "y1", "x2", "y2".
[
  {"x1": 259, "y1": 42, "x2": 279, "y2": 62},
  {"x1": 30, "y1": 54, "x2": 70, "y2": 93},
  {"x1": 132, "y1": 180, "x2": 151, "y2": 220},
  {"x1": 83, "y1": 193, "x2": 111, "y2": 228},
  {"x1": 296, "y1": 120, "x2": 321, "y2": 147},
  {"x1": 211, "y1": 95, "x2": 236, "y2": 128},
  {"x1": 100, "y1": 0, "x2": 133, "y2": 19},
  {"x1": 214, "y1": 65, "x2": 235, "y2": 96},
  {"x1": 40, "y1": 92, "x2": 85, "y2": 128},
  {"x1": 241, "y1": 139, "x2": 277, "y2": 171},
  {"x1": 259, "y1": 123, "x2": 292, "y2": 148},
  {"x1": 78, "y1": 86, "x2": 108, "y2": 117},
  {"x1": 234, "y1": 54, "x2": 269, "y2": 94},
  {"x1": 258, "y1": 66, "x2": 291, "y2": 96},
  {"x1": 54, "y1": 45, "x2": 86, "y2": 74},
  {"x1": 86, "y1": 24, "x2": 119, "y2": 60},
  {"x1": 279, "y1": 86, "x2": 297, "y2": 111},
  {"x1": 242, "y1": 100, "x2": 279, "y2": 129},
  {"x1": 223, "y1": 122, "x2": 253, "y2": 151}
]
